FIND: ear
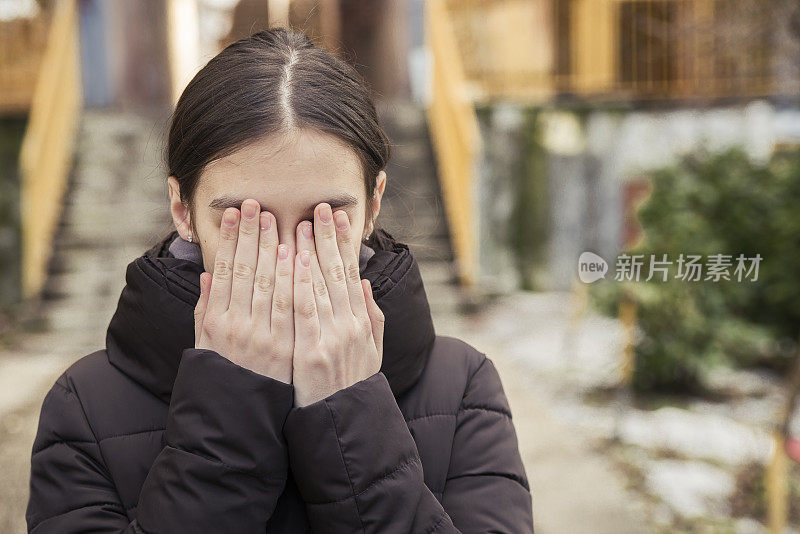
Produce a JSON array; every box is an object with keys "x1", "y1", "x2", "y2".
[
  {"x1": 167, "y1": 176, "x2": 192, "y2": 240},
  {"x1": 368, "y1": 170, "x2": 387, "y2": 232}
]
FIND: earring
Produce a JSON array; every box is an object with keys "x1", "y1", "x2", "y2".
[{"x1": 187, "y1": 232, "x2": 192, "y2": 243}]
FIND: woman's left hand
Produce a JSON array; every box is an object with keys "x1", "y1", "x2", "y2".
[{"x1": 291, "y1": 202, "x2": 385, "y2": 407}]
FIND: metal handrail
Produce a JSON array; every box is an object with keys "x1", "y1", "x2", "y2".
[
  {"x1": 18, "y1": 0, "x2": 83, "y2": 301},
  {"x1": 425, "y1": 0, "x2": 482, "y2": 286}
]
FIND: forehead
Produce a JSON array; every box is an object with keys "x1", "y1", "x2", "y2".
[{"x1": 196, "y1": 129, "x2": 364, "y2": 210}]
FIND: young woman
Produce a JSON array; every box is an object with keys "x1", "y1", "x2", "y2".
[{"x1": 26, "y1": 28, "x2": 533, "y2": 533}]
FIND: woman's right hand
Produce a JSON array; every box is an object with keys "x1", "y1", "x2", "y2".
[{"x1": 193, "y1": 199, "x2": 295, "y2": 383}]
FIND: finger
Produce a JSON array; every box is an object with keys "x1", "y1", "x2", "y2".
[
  {"x1": 333, "y1": 209, "x2": 370, "y2": 320},
  {"x1": 307, "y1": 237, "x2": 335, "y2": 331},
  {"x1": 296, "y1": 219, "x2": 316, "y2": 259},
  {"x1": 194, "y1": 272, "x2": 211, "y2": 346},
  {"x1": 229, "y1": 199, "x2": 261, "y2": 316},
  {"x1": 251, "y1": 211, "x2": 278, "y2": 327},
  {"x1": 314, "y1": 203, "x2": 351, "y2": 319},
  {"x1": 297, "y1": 219, "x2": 334, "y2": 329},
  {"x1": 207, "y1": 207, "x2": 239, "y2": 313},
  {"x1": 362, "y1": 279, "x2": 385, "y2": 359},
  {"x1": 271, "y1": 242, "x2": 294, "y2": 340},
  {"x1": 294, "y1": 249, "x2": 320, "y2": 346}
]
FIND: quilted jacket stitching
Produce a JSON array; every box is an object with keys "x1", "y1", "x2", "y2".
[
  {"x1": 164, "y1": 444, "x2": 287, "y2": 484},
  {"x1": 425, "y1": 510, "x2": 450, "y2": 533},
  {"x1": 323, "y1": 398, "x2": 366, "y2": 532},
  {"x1": 29, "y1": 500, "x2": 126, "y2": 530},
  {"x1": 305, "y1": 455, "x2": 422, "y2": 507},
  {"x1": 45, "y1": 378, "x2": 115, "y2": 482}
]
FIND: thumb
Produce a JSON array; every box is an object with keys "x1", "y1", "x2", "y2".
[{"x1": 362, "y1": 279, "x2": 384, "y2": 360}]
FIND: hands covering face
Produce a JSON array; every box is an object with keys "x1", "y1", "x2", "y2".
[{"x1": 193, "y1": 199, "x2": 385, "y2": 407}]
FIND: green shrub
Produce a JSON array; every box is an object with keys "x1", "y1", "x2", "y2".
[
  {"x1": 0, "y1": 117, "x2": 25, "y2": 309},
  {"x1": 591, "y1": 146, "x2": 800, "y2": 393},
  {"x1": 510, "y1": 108, "x2": 549, "y2": 291}
]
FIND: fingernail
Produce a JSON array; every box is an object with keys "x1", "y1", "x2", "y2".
[
  {"x1": 301, "y1": 250, "x2": 310, "y2": 267},
  {"x1": 243, "y1": 202, "x2": 257, "y2": 219},
  {"x1": 334, "y1": 210, "x2": 348, "y2": 230},
  {"x1": 302, "y1": 221, "x2": 313, "y2": 238},
  {"x1": 319, "y1": 203, "x2": 332, "y2": 224},
  {"x1": 260, "y1": 212, "x2": 271, "y2": 231},
  {"x1": 224, "y1": 209, "x2": 238, "y2": 227},
  {"x1": 278, "y1": 244, "x2": 288, "y2": 259}
]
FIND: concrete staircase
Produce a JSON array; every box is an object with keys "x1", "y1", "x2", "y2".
[
  {"x1": 375, "y1": 100, "x2": 453, "y2": 264},
  {"x1": 31, "y1": 108, "x2": 174, "y2": 354},
  {"x1": 375, "y1": 99, "x2": 480, "y2": 332}
]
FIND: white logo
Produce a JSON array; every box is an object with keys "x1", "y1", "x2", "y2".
[{"x1": 578, "y1": 252, "x2": 608, "y2": 283}]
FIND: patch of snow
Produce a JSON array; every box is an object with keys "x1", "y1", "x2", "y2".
[
  {"x1": 619, "y1": 406, "x2": 772, "y2": 465},
  {"x1": 644, "y1": 459, "x2": 735, "y2": 519}
]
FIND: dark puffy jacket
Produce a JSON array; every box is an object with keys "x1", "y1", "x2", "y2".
[{"x1": 26, "y1": 228, "x2": 534, "y2": 533}]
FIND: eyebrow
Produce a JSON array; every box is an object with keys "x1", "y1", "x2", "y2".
[{"x1": 208, "y1": 192, "x2": 359, "y2": 218}]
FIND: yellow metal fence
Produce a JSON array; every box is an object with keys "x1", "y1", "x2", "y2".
[
  {"x1": 18, "y1": 0, "x2": 83, "y2": 301},
  {"x1": 425, "y1": 0, "x2": 482, "y2": 286}
]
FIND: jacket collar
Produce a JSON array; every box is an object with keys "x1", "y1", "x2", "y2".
[{"x1": 105, "y1": 228, "x2": 436, "y2": 403}]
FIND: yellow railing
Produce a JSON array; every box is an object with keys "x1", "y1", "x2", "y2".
[
  {"x1": 425, "y1": 0, "x2": 482, "y2": 286},
  {"x1": 18, "y1": 0, "x2": 83, "y2": 300}
]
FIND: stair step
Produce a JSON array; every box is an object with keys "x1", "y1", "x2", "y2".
[
  {"x1": 418, "y1": 260, "x2": 458, "y2": 285},
  {"x1": 377, "y1": 100, "x2": 427, "y2": 138},
  {"x1": 40, "y1": 271, "x2": 118, "y2": 301}
]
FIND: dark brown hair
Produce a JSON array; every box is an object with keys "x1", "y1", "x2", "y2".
[{"x1": 165, "y1": 27, "x2": 390, "y2": 241}]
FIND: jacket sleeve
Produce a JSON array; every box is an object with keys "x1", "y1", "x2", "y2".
[
  {"x1": 282, "y1": 356, "x2": 534, "y2": 533},
  {"x1": 26, "y1": 348, "x2": 295, "y2": 533}
]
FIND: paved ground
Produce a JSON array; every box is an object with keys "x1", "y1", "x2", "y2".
[
  {"x1": 432, "y1": 293, "x2": 654, "y2": 534},
  {"x1": 0, "y1": 107, "x2": 655, "y2": 533}
]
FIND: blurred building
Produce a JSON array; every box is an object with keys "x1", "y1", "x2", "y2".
[{"x1": 426, "y1": 0, "x2": 800, "y2": 290}]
